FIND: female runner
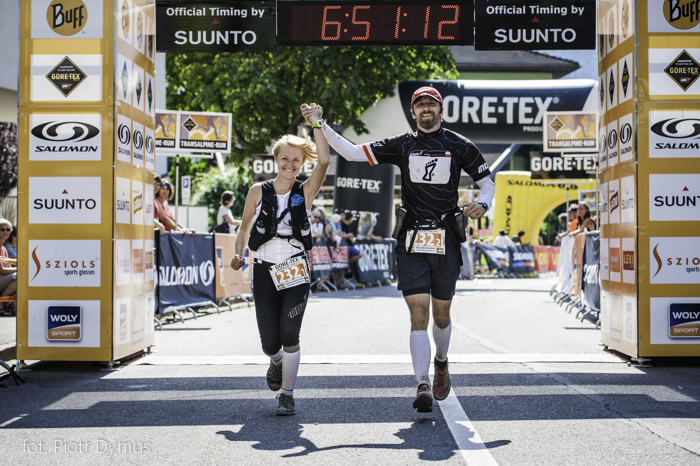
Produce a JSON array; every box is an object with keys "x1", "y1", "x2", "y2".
[{"x1": 230, "y1": 104, "x2": 329, "y2": 415}]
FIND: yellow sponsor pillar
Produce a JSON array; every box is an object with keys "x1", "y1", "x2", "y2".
[
  {"x1": 18, "y1": 0, "x2": 156, "y2": 362},
  {"x1": 598, "y1": 0, "x2": 700, "y2": 358}
]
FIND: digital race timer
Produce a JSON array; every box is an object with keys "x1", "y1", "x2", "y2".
[{"x1": 277, "y1": 1, "x2": 474, "y2": 46}]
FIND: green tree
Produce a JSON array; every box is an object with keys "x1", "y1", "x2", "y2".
[
  {"x1": 167, "y1": 46, "x2": 457, "y2": 164},
  {"x1": 191, "y1": 167, "x2": 252, "y2": 229}
]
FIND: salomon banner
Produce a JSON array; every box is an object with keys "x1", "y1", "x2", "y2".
[
  {"x1": 155, "y1": 233, "x2": 217, "y2": 314},
  {"x1": 333, "y1": 155, "x2": 395, "y2": 238},
  {"x1": 508, "y1": 245, "x2": 536, "y2": 275},
  {"x1": 155, "y1": 1, "x2": 276, "y2": 52},
  {"x1": 582, "y1": 232, "x2": 600, "y2": 312},
  {"x1": 475, "y1": 0, "x2": 596, "y2": 50},
  {"x1": 354, "y1": 239, "x2": 396, "y2": 283}
]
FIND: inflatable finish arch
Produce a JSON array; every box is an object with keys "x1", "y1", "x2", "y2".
[{"x1": 492, "y1": 172, "x2": 596, "y2": 246}]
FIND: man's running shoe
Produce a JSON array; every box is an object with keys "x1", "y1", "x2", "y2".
[
  {"x1": 266, "y1": 360, "x2": 282, "y2": 391},
  {"x1": 433, "y1": 358, "x2": 451, "y2": 401},
  {"x1": 413, "y1": 383, "x2": 433, "y2": 412},
  {"x1": 276, "y1": 393, "x2": 296, "y2": 416}
]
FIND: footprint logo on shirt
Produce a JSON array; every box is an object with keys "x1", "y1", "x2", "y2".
[{"x1": 422, "y1": 158, "x2": 438, "y2": 182}]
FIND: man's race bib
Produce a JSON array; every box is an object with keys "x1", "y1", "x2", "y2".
[
  {"x1": 269, "y1": 255, "x2": 310, "y2": 290},
  {"x1": 406, "y1": 229, "x2": 446, "y2": 255},
  {"x1": 408, "y1": 150, "x2": 451, "y2": 184}
]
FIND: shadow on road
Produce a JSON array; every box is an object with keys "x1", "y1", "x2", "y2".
[{"x1": 217, "y1": 417, "x2": 510, "y2": 460}]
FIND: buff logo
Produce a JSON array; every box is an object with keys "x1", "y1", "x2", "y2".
[
  {"x1": 665, "y1": 0, "x2": 700, "y2": 29},
  {"x1": 47, "y1": 306, "x2": 81, "y2": 341},
  {"x1": 669, "y1": 303, "x2": 700, "y2": 338},
  {"x1": 48, "y1": 0, "x2": 86, "y2": 36}
]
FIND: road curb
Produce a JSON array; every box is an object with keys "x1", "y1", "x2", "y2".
[{"x1": 0, "y1": 342, "x2": 17, "y2": 362}]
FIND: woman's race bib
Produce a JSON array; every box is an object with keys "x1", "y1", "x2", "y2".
[{"x1": 269, "y1": 255, "x2": 310, "y2": 290}]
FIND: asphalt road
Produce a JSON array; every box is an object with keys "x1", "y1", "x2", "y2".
[{"x1": 1, "y1": 277, "x2": 699, "y2": 465}]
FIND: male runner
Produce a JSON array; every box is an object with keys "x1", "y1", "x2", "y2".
[{"x1": 311, "y1": 86, "x2": 495, "y2": 412}]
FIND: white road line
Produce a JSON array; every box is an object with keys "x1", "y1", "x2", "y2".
[
  {"x1": 431, "y1": 374, "x2": 499, "y2": 466},
  {"x1": 132, "y1": 353, "x2": 622, "y2": 365},
  {"x1": 0, "y1": 416, "x2": 24, "y2": 428}
]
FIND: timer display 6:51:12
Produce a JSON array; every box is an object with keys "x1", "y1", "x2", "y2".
[{"x1": 277, "y1": 1, "x2": 474, "y2": 46}]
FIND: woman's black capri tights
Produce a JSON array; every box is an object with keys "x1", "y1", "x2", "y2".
[{"x1": 253, "y1": 261, "x2": 310, "y2": 356}]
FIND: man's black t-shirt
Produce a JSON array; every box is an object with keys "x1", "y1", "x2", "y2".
[{"x1": 363, "y1": 127, "x2": 491, "y2": 220}]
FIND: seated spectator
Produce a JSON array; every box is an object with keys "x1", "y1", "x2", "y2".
[
  {"x1": 356, "y1": 213, "x2": 382, "y2": 241},
  {"x1": 309, "y1": 210, "x2": 325, "y2": 243},
  {"x1": 493, "y1": 229, "x2": 514, "y2": 247},
  {"x1": 0, "y1": 219, "x2": 17, "y2": 316},
  {"x1": 154, "y1": 181, "x2": 194, "y2": 234},
  {"x1": 215, "y1": 190, "x2": 242, "y2": 233},
  {"x1": 4, "y1": 225, "x2": 17, "y2": 259}
]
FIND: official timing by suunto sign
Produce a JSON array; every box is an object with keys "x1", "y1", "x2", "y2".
[
  {"x1": 474, "y1": 0, "x2": 595, "y2": 50},
  {"x1": 155, "y1": 1, "x2": 276, "y2": 52}
]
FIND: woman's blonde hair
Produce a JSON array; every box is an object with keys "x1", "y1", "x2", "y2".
[{"x1": 272, "y1": 133, "x2": 318, "y2": 164}]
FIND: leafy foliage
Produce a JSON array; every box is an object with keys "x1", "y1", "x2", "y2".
[
  {"x1": 167, "y1": 46, "x2": 457, "y2": 164},
  {"x1": 190, "y1": 167, "x2": 252, "y2": 228},
  {"x1": 0, "y1": 124, "x2": 18, "y2": 198}
]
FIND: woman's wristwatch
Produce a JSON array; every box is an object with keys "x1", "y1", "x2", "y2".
[{"x1": 311, "y1": 119, "x2": 324, "y2": 128}]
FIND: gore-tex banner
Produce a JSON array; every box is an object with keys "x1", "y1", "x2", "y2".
[
  {"x1": 333, "y1": 155, "x2": 395, "y2": 238},
  {"x1": 397, "y1": 80, "x2": 596, "y2": 144},
  {"x1": 155, "y1": 1, "x2": 276, "y2": 52},
  {"x1": 475, "y1": 0, "x2": 595, "y2": 50},
  {"x1": 155, "y1": 233, "x2": 217, "y2": 313},
  {"x1": 354, "y1": 239, "x2": 395, "y2": 283}
]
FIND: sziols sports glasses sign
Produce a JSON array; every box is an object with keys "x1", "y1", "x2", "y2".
[{"x1": 651, "y1": 238, "x2": 700, "y2": 284}]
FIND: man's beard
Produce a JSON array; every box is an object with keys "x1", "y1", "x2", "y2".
[{"x1": 416, "y1": 112, "x2": 440, "y2": 130}]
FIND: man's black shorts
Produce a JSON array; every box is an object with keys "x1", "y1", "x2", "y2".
[{"x1": 395, "y1": 228, "x2": 461, "y2": 301}]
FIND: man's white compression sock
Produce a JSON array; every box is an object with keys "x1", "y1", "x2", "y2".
[
  {"x1": 433, "y1": 322, "x2": 452, "y2": 362},
  {"x1": 281, "y1": 348, "x2": 301, "y2": 396},
  {"x1": 410, "y1": 330, "x2": 431, "y2": 386}
]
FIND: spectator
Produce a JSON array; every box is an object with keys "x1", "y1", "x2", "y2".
[
  {"x1": 152, "y1": 176, "x2": 166, "y2": 234},
  {"x1": 341, "y1": 212, "x2": 358, "y2": 237},
  {"x1": 567, "y1": 205, "x2": 579, "y2": 232},
  {"x1": 554, "y1": 212, "x2": 568, "y2": 246},
  {"x1": 215, "y1": 190, "x2": 242, "y2": 233},
  {"x1": 0, "y1": 219, "x2": 17, "y2": 316},
  {"x1": 309, "y1": 210, "x2": 325, "y2": 244},
  {"x1": 511, "y1": 230, "x2": 530, "y2": 246},
  {"x1": 570, "y1": 203, "x2": 597, "y2": 235},
  {"x1": 4, "y1": 226, "x2": 17, "y2": 259},
  {"x1": 154, "y1": 181, "x2": 193, "y2": 234},
  {"x1": 493, "y1": 229, "x2": 514, "y2": 247},
  {"x1": 356, "y1": 213, "x2": 382, "y2": 241}
]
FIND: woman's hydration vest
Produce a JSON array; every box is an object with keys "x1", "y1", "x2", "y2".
[{"x1": 248, "y1": 180, "x2": 313, "y2": 252}]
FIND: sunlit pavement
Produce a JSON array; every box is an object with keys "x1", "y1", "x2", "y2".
[{"x1": 2, "y1": 277, "x2": 699, "y2": 465}]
